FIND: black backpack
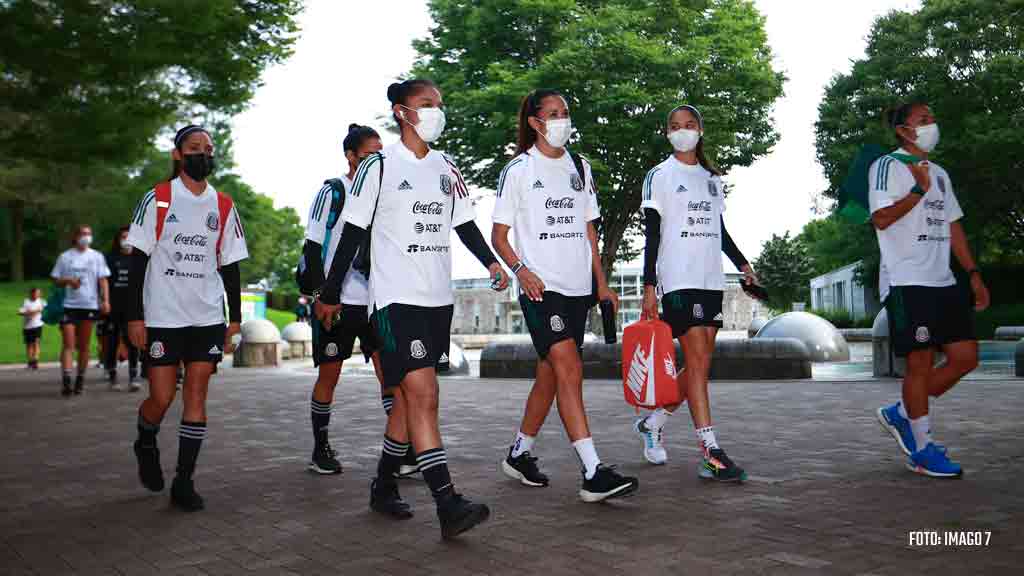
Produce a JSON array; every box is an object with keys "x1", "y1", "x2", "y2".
[{"x1": 295, "y1": 178, "x2": 346, "y2": 296}]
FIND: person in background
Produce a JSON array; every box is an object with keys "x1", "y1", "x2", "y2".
[
  {"x1": 295, "y1": 296, "x2": 311, "y2": 323},
  {"x1": 105, "y1": 225, "x2": 140, "y2": 391},
  {"x1": 51, "y1": 225, "x2": 111, "y2": 395},
  {"x1": 18, "y1": 287, "x2": 46, "y2": 370}
]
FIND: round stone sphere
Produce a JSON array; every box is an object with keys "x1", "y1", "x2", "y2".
[
  {"x1": 755, "y1": 311, "x2": 850, "y2": 362},
  {"x1": 281, "y1": 321, "x2": 313, "y2": 343},
  {"x1": 240, "y1": 318, "x2": 282, "y2": 344}
]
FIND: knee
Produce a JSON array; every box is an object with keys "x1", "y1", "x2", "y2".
[
  {"x1": 403, "y1": 381, "x2": 438, "y2": 412},
  {"x1": 950, "y1": 350, "x2": 979, "y2": 376},
  {"x1": 148, "y1": 392, "x2": 174, "y2": 414}
]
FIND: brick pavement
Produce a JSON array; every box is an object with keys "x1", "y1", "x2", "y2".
[{"x1": 0, "y1": 362, "x2": 1021, "y2": 575}]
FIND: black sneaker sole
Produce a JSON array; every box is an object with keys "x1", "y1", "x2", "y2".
[
  {"x1": 501, "y1": 459, "x2": 548, "y2": 487},
  {"x1": 579, "y1": 479, "x2": 639, "y2": 503},
  {"x1": 170, "y1": 494, "x2": 205, "y2": 512},
  {"x1": 441, "y1": 505, "x2": 490, "y2": 540},
  {"x1": 308, "y1": 461, "x2": 343, "y2": 475},
  {"x1": 370, "y1": 500, "x2": 414, "y2": 519}
]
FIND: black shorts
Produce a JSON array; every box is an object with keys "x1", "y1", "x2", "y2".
[
  {"x1": 661, "y1": 289, "x2": 724, "y2": 337},
  {"x1": 372, "y1": 304, "x2": 453, "y2": 390},
  {"x1": 146, "y1": 324, "x2": 226, "y2": 367},
  {"x1": 886, "y1": 284, "x2": 975, "y2": 357},
  {"x1": 23, "y1": 327, "x2": 42, "y2": 344},
  {"x1": 519, "y1": 291, "x2": 590, "y2": 359},
  {"x1": 312, "y1": 304, "x2": 378, "y2": 367},
  {"x1": 60, "y1": 308, "x2": 99, "y2": 326}
]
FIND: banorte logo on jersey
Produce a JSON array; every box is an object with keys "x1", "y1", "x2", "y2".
[
  {"x1": 545, "y1": 197, "x2": 575, "y2": 210},
  {"x1": 412, "y1": 201, "x2": 445, "y2": 215}
]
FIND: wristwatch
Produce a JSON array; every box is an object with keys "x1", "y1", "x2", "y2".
[
  {"x1": 910, "y1": 185, "x2": 926, "y2": 197},
  {"x1": 511, "y1": 261, "x2": 526, "y2": 275}
]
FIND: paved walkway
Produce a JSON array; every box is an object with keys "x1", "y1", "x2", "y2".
[{"x1": 0, "y1": 362, "x2": 1021, "y2": 575}]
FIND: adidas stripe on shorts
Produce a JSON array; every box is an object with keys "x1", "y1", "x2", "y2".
[
  {"x1": 145, "y1": 324, "x2": 226, "y2": 367},
  {"x1": 660, "y1": 289, "x2": 724, "y2": 337}
]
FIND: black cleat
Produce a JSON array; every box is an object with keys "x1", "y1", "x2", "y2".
[
  {"x1": 73, "y1": 375, "x2": 84, "y2": 395},
  {"x1": 579, "y1": 464, "x2": 639, "y2": 503},
  {"x1": 370, "y1": 479, "x2": 414, "y2": 519},
  {"x1": 170, "y1": 477, "x2": 205, "y2": 512},
  {"x1": 308, "y1": 443, "x2": 343, "y2": 475},
  {"x1": 61, "y1": 377, "x2": 72, "y2": 397},
  {"x1": 133, "y1": 440, "x2": 165, "y2": 492},
  {"x1": 502, "y1": 449, "x2": 549, "y2": 487},
  {"x1": 436, "y1": 491, "x2": 490, "y2": 540}
]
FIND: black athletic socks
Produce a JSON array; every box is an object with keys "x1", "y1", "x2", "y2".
[
  {"x1": 382, "y1": 393, "x2": 395, "y2": 416},
  {"x1": 138, "y1": 412, "x2": 160, "y2": 446},
  {"x1": 418, "y1": 447, "x2": 453, "y2": 500},
  {"x1": 379, "y1": 436, "x2": 410, "y2": 480},
  {"x1": 311, "y1": 398, "x2": 332, "y2": 449},
  {"x1": 176, "y1": 421, "x2": 206, "y2": 479}
]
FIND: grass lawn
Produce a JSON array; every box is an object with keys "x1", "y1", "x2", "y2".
[
  {"x1": 266, "y1": 307, "x2": 294, "y2": 332},
  {"x1": 0, "y1": 280, "x2": 99, "y2": 365}
]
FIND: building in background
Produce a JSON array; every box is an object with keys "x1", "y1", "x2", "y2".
[
  {"x1": 451, "y1": 264, "x2": 762, "y2": 334},
  {"x1": 809, "y1": 260, "x2": 880, "y2": 321}
]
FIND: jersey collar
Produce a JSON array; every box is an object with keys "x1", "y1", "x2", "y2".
[{"x1": 891, "y1": 148, "x2": 923, "y2": 164}]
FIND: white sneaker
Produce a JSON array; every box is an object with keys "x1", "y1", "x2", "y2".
[{"x1": 634, "y1": 417, "x2": 667, "y2": 465}]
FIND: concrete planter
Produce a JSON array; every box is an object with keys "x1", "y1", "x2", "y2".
[
  {"x1": 234, "y1": 319, "x2": 282, "y2": 367},
  {"x1": 281, "y1": 321, "x2": 313, "y2": 359},
  {"x1": 995, "y1": 327, "x2": 1024, "y2": 341}
]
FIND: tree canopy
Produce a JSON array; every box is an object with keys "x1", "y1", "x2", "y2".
[
  {"x1": 410, "y1": 0, "x2": 784, "y2": 271},
  {"x1": 752, "y1": 232, "x2": 813, "y2": 312}
]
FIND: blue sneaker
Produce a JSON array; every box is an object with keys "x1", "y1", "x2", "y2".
[
  {"x1": 876, "y1": 403, "x2": 915, "y2": 456},
  {"x1": 907, "y1": 443, "x2": 963, "y2": 478}
]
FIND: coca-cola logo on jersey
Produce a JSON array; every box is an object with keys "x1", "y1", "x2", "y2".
[
  {"x1": 412, "y1": 201, "x2": 445, "y2": 215},
  {"x1": 687, "y1": 200, "x2": 712, "y2": 212},
  {"x1": 173, "y1": 233, "x2": 208, "y2": 247},
  {"x1": 545, "y1": 197, "x2": 575, "y2": 210}
]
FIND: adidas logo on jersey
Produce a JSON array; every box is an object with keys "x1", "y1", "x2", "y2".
[
  {"x1": 208, "y1": 345, "x2": 222, "y2": 355},
  {"x1": 439, "y1": 352, "x2": 449, "y2": 363},
  {"x1": 166, "y1": 213, "x2": 179, "y2": 223},
  {"x1": 676, "y1": 185, "x2": 687, "y2": 194},
  {"x1": 398, "y1": 180, "x2": 413, "y2": 191},
  {"x1": 713, "y1": 312, "x2": 724, "y2": 321},
  {"x1": 532, "y1": 180, "x2": 544, "y2": 189}
]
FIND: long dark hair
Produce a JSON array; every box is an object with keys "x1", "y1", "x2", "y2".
[
  {"x1": 110, "y1": 225, "x2": 130, "y2": 254},
  {"x1": 168, "y1": 124, "x2": 211, "y2": 181},
  {"x1": 667, "y1": 104, "x2": 720, "y2": 176},
  {"x1": 515, "y1": 89, "x2": 563, "y2": 156},
  {"x1": 884, "y1": 100, "x2": 926, "y2": 146},
  {"x1": 387, "y1": 79, "x2": 439, "y2": 126},
  {"x1": 343, "y1": 123, "x2": 380, "y2": 154}
]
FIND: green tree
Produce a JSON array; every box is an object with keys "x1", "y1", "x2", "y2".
[
  {"x1": 796, "y1": 214, "x2": 879, "y2": 291},
  {"x1": 0, "y1": 0, "x2": 301, "y2": 280},
  {"x1": 410, "y1": 0, "x2": 784, "y2": 274},
  {"x1": 815, "y1": 0, "x2": 1024, "y2": 269},
  {"x1": 752, "y1": 232, "x2": 813, "y2": 312}
]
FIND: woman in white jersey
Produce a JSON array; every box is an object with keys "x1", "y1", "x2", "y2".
[
  {"x1": 18, "y1": 287, "x2": 46, "y2": 370},
  {"x1": 635, "y1": 105, "x2": 757, "y2": 482},
  {"x1": 316, "y1": 79, "x2": 508, "y2": 539},
  {"x1": 871, "y1": 101, "x2": 987, "y2": 478},
  {"x1": 302, "y1": 123, "x2": 395, "y2": 477},
  {"x1": 51, "y1": 224, "x2": 111, "y2": 395},
  {"x1": 126, "y1": 124, "x2": 249, "y2": 511},
  {"x1": 493, "y1": 89, "x2": 638, "y2": 503}
]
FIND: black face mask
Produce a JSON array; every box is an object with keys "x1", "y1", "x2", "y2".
[{"x1": 182, "y1": 153, "x2": 215, "y2": 181}]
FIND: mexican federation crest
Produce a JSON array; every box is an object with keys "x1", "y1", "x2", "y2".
[
  {"x1": 569, "y1": 173, "x2": 584, "y2": 192},
  {"x1": 440, "y1": 173, "x2": 453, "y2": 196}
]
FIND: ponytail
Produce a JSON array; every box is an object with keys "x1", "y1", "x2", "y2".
[
  {"x1": 695, "y1": 139, "x2": 721, "y2": 176},
  {"x1": 515, "y1": 89, "x2": 563, "y2": 156}
]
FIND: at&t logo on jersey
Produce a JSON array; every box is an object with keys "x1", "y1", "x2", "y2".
[
  {"x1": 687, "y1": 216, "x2": 712, "y2": 226},
  {"x1": 412, "y1": 201, "x2": 444, "y2": 215},
  {"x1": 410, "y1": 339, "x2": 427, "y2": 359},
  {"x1": 149, "y1": 341, "x2": 165, "y2": 359},
  {"x1": 205, "y1": 211, "x2": 219, "y2": 232},
  {"x1": 545, "y1": 197, "x2": 575, "y2": 210}
]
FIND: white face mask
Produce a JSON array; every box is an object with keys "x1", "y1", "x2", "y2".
[
  {"x1": 77, "y1": 235, "x2": 92, "y2": 248},
  {"x1": 667, "y1": 128, "x2": 702, "y2": 153},
  {"x1": 540, "y1": 118, "x2": 572, "y2": 149},
  {"x1": 914, "y1": 123, "x2": 940, "y2": 153},
  {"x1": 401, "y1": 106, "x2": 446, "y2": 143}
]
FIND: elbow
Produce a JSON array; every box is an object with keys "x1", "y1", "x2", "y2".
[{"x1": 871, "y1": 215, "x2": 890, "y2": 231}]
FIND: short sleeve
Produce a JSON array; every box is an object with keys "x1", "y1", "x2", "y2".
[
  {"x1": 868, "y1": 156, "x2": 904, "y2": 214},
  {"x1": 50, "y1": 253, "x2": 65, "y2": 279},
  {"x1": 640, "y1": 166, "x2": 662, "y2": 213},
  {"x1": 445, "y1": 156, "x2": 475, "y2": 227},
  {"x1": 713, "y1": 176, "x2": 726, "y2": 213},
  {"x1": 305, "y1": 182, "x2": 333, "y2": 244},
  {"x1": 95, "y1": 251, "x2": 111, "y2": 278},
  {"x1": 584, "y1": 161, "x2": 601, "y2": 222},
  {"x1": 127, "y1": 189, "x2": 158, "y2": 255},
  {"x1": 942, "y1": 172, "x2": 964, "y2": 223},
  {"x1": 341, "y1": 153, "x2": 383, "y2": 229},
  {"x1": 218, "y1": 204, "x2": 249, "y2": 267},
  {"x1": 492, "y1": 157, "x2": 525, "y2": 227}
]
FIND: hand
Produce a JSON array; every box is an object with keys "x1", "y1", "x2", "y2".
[
  {"x1": 516, "y1": 268, "x2": 545, "y2": 302},
  {"x1": 315, "y1": 300, "x2": 342, "y2": 331},
  {"x1": 488, "y1": 263, "x2": 509, "y2": 291},
  {"x1": 642, "y1": 286, "x2": 659, "y2": 320},
  {"x1": 100, "y1": 301, "x2": 110, "y2": 315},
  {"x1": 598, "y1": 284, "x2": 619, "y2": 314},
  {"x1": 127, "y1": 320, "x2": 146, "y2": 350},
  {"x1": 224, "y1": 322, "x2": 241, "y2": 353},
  {"x1": 907, "y1": 161, "x2": 931, "y2": 193},
  {"x1": 69, "y1": 277, "x2": 82, "y2": 289},
  {"x1": 740, "y1": 264, "x2": 759, "y2": 286},
  {"x1": 971, "y1": 274, "x2": 990, "y2": 311}
]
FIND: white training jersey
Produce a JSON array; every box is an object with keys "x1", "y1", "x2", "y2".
[
  {"x1": 341, "y1": 141, "x2": 475, "y2": 311},
  {"x1": 869, "y1": 149, "x2": 963, "y2": 300},
  {"x1": 640, "y1": 156, "x2": 726, "y2": 292},
  {"x1": 127, "y1": 177, "x2": 249, "y2": 328},
  {"x1": 492, "y1": 146, "x2": 600, "y2": 297},
  {"x1": 306, "y1": 176, "x2": 369, "y2": 306},
  {"x1": 20, "y1": 298, "x2": 45, "y2": 330},
  {"x1": 50, "y1": 247, "x2": 111, "y2": 310}
]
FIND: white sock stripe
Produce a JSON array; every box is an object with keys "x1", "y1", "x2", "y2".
[
  {"x1": 179, "y1": 424, "x2": 207, "y2": 432},
  {"x1": 416, "y1": 453, "x2": 447, "y2": 466},
  {"x1": 179, "y1": 431, "x2": 206, "y2": 439},
  {"x1": 419, "y1": 459, "x2": 447, "y2": 472}
]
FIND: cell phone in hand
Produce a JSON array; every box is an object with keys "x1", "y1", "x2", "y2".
[{"x1": 741, "y1": 281, "x2": 769, "y2": 302}]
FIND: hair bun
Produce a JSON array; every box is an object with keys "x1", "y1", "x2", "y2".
[
  {"x1": 348, "y1": 123, "x2": 361, "y2": 133},
  {"x1": 387, "y1": 82, "x2": 403, "y2": 104}
]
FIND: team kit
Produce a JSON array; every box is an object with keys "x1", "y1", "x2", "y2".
[{"x1": 117, "y1": 83, "x2": 983, "y2": 539}]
